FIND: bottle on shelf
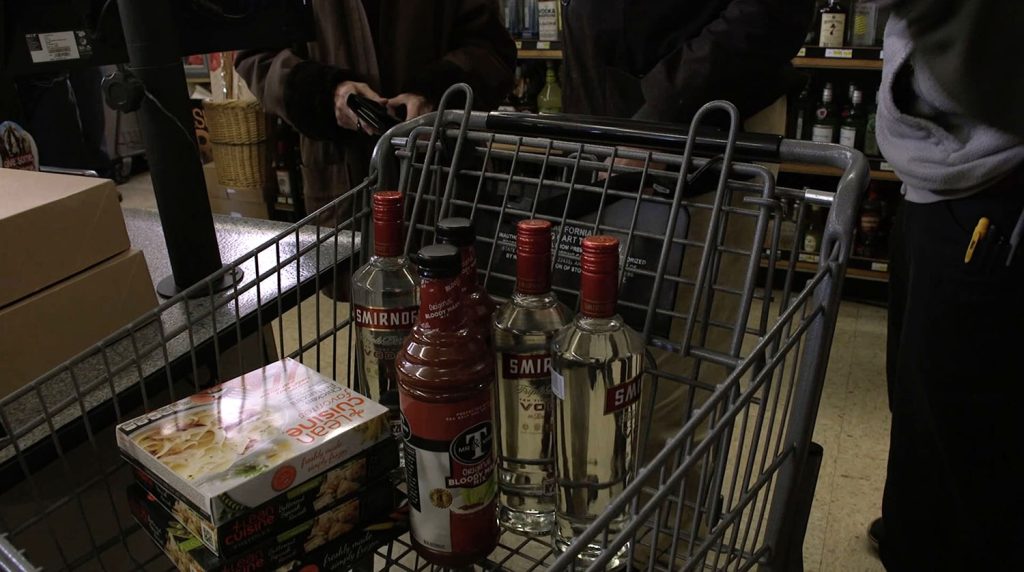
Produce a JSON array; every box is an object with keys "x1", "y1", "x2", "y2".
[
  {"x1": 436, "y1": 217, "x2": 498, "y2": 347},
  {"x1": 351, "y1": 191, "x2": 419, "y2": 437},
  {"x1": 551, "y1": 235, "x2": 646, "y2": 569},
  {"x1": 857, "y1": 190, "x2": 883, "y2": 258},
  {"x1": 841, "y1": 82, "x2": 857, "y2": 120},
  {"x1": 818, "y1": 0, "x2": 847, "y2": 48},
  {"x1": 397, "y1": 244, "x2": 498, "y2": 568},
  {"x1": 840, "y1": 87, "x2": 867, "y2": 150},
  {"x1": 803, "y1": 205, "x2": 825, "y2": 254},
  {"x1": 521, "y1": 0, "x2": 538, "y2": 39},
  {"x1": 537, "y1": 62, "x2": 562, "y2": 114},
  {"x1": 812, "y1": 82, "x2": 838, "y2": 144},
  {"x1": 502, "y1": 0, "x2": 521, "y2": 37},
  {"x1": 493, "y1": 219, "x2": 573, "y2": 534},
  {"x1": 793, "y1": 85, "x2": 813, "y2": 140},
  {"x1": 864, "y1": 89, "x2": 880, "y2": 157},
  {"x1": 849, "y1": 0, "x2": 880, "y2": 46},
  {"x1": 271, "y1": 118, "x2": 303, "y2": 215},
  {"x1": 805, "y1": 0, "x2": 826, "y2": 45}
]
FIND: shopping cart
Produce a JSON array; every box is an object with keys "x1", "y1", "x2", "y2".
[{"x1": 0, "y1": 84, "x2": 868, "y2": 572}]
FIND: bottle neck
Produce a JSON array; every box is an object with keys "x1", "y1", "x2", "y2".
[
  {"x1": 417, "y1": 275, "x2": 464, "y2": 331},
  {"x1": 579, "y1": 270, "x2": 617, "y2": 319},
  {"x1": 374, "y1": 218, "x2": 403, "y2": 258},
  {"x1": 515, "y1": 245, "x2": 551, "y2": 296}
]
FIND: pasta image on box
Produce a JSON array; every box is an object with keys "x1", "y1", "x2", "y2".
[
  {"x1": 127, "y1": 482, "x2": 408, "y2": 572},
  {"x1": 116, "y1": 358, "x2": 390, "y2": 528},
  {"x1": 129, "y1": 438, "x2": 400, "y2": 556}
]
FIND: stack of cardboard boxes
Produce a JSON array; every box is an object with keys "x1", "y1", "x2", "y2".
[
  {"x1": 204, "y1": 163, "x2": 269, "y2": 220},
  {"x1": 0, "y1": 169, "x2": 158, "y2": 397},
  {"x1": 119, "y1": 358, "x2": 407, "y2": 571}
]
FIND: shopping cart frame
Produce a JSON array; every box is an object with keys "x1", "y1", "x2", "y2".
[{"x1": 0, "y1": 84, "x2": 868, "y2": 572}]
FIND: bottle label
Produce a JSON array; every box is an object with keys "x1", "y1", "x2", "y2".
[
  {"x1": 819, "y1": 13, "x2": 846, "y2": 47},
  {"x1": 499, "y1": 352, "x2": 552, "y2": 436},
  {"x1": 354, "y1": 305, "x2": 418, "y2": 403},
  {"x1": 400, "y1": 389, "x2": 498, "y2": 554},
  {"x1": 839, "y1": 125, "x2": 857, "y2": 148},
  {"x1": 804, "y1": 234, "x2": 819, "y2": 253},
  {"x1": 275, "y1": 170, "x2": 291, "y2": 195},
  {"x1": 604, "y1": 373, "x2": 643, "y2": 415},
  {"x1": 550, "y1": 369, "x2": 565, "y2": 400},
  {"x1": 418, "y1": 277, "x2": 462, "y2": 330},
  {"x1": 812, "y1": 125, "x2": 834, "y2": 144},
  {"x1": 795, "y1": 115, "x2": 805, "y2": 140}
]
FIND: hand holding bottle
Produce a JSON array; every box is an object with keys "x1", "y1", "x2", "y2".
[{"x1": 334, "y1": 81, "x2": 387, "y2": 134}]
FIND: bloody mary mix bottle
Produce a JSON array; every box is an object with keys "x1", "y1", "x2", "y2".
[{"x1": 397, "y1": 244, "x2": 499, "y2": 567}]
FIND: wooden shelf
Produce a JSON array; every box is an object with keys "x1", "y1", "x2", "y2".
[
  {"x1": 761, "y1": 259, "x2": 889, "y2": 282},
  {"x1": 515, "y1": 39, "x2": 563, "y2": 60},
  {"x1": 779, "y1": 162, "x2": 899, "y2": 182},
  {"x1": 792, "y1": 45, "x2": 883, "y2": 70}
]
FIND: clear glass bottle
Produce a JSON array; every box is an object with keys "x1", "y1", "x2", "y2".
[
  {"x1": 494, "y1": 220, "x2": 573, "y2": 534},
  {"x1": 352, "y1": 191, "x2": 418, "y2": 436},
  {"x1": 840, "y1": 88, "x2": 866, "y2": 150},
  {"x1": 537, "y1": 62, "x2": 562, "y2": 114},
  {"x1": 397, "y1": 244, "x2": 498, "y2": 567},
  {"x1": 812, "y1": 82, "x2": 838, "y2": 144},
  {"x1": 551, "y1": 236, "x2": 646, "y2": 568},
  {"x1": 818, "y1": 0, "x2": 847, "y2": 48},
  {"x1": 436, "y1": 217, "x2": 498, "y2": 347}
]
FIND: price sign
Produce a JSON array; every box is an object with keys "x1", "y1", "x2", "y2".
[{"x1": 824, "y1": 48, "x2": 853, "y2": 59}]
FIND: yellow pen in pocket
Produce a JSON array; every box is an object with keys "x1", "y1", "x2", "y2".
[{"x1": 964, "y1": 217, "x2": 990, "y2": 263}]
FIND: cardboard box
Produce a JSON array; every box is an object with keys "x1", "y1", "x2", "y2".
[
  {"x1": 209, "y1": 197, "x2": 268, "y2": 219},
  {"x1": 0, "y1": 249, "x2": 157, "y2": 397},
  {"x1": 0, "y1": 168, "x2": 130, "y2": 307},
  {"x1": 116, "y1": 359, "x2": 391, "y2": 528},
  {"x1": 128, "y1": 482, "x2": 408, "y2": 572},
  {"x1": 129, "y1": 438, "x2": 400, "y2": 556}
]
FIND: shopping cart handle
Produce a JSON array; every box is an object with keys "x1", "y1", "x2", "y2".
[{"x1": 483, "y1": 111, "x2": 783, "y2": 161}]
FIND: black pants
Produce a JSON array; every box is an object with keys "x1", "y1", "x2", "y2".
[{"x1": 882, "y1": 169, "x2": 1024, "y2": 571}]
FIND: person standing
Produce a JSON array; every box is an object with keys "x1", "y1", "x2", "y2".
[
  {"x1": 237, "y1": 0, "x2": 515, "y2": 216},
  {"x1": 871, "y1": 1, "x2": 1024, "y2": 570},
  {"x1": 559, "y1": 0, "x2": 812, "y2": 566}
]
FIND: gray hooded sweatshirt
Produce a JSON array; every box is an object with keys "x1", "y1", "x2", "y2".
[{"x1": 876, "y1": 14, "x2": 1024, "y2": 203}]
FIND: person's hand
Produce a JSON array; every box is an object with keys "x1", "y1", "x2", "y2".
[
  {"x1": 598, "y1": 147, "x2": 666, "y2": 180},
  {"x1": 334, "y1": 81, "x2": 386, "y2": 135},
  {"x1": 387, "y1": 93, "x2": 434, "y2": 121}
]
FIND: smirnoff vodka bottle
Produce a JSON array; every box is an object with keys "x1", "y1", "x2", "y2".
[
  {"x1": 551, "y1": 235, "x2": 646, "y2": 568},
  {"x1": 493, "y1": 220, "x2": 572, "y2": 533}
]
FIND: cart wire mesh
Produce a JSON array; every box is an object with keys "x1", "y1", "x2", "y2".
[{"x1": 0, "y1": 84, "x2": 868, "y2": 572}]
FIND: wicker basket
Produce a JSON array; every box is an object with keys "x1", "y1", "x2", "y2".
[{"x1": 202, "y1": 99, "x2": 267, "y2": 190}]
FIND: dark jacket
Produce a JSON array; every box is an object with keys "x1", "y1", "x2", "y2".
[
  {"x1": 561, "y1": 0, "x2": 812, "y2": 122},
  {"x1": 237, "y1": 0, "x2": 515, "y2": 211}
]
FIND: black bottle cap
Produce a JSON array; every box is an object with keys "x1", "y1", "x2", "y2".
[
  {"x1": 436, "y1": 217, "x2": 475, "y2": 247},
  {"x1": 413, "y1": 244, "x2": 462, "y2": 278}
]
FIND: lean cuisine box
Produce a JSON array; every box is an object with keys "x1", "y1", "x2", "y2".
[
  {"x1": 116, "y1": 359, "x2": 390, "y2": 528},
  {"x1": 128, "y1": 483, "x2": 407, "y2": 572},
  {"x1": 129, "y1": 438, "x2": 399, "y2": 556}
]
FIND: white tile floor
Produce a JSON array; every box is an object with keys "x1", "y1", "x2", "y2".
[{"x1": 119, "y1": 176, "x2": 891, "y2": 570}]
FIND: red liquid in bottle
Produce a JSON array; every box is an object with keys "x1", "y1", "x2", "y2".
[
  {"x1": 436, "y1": 218, "x2": 497, "y2": 346},
  {"x1": 397, "y1": 244, "x2": 499, "y2": 567}
]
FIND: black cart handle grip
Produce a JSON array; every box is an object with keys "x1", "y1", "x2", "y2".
[{"x1": 484, "y1": 111, "x2": 783, "y2": 162}]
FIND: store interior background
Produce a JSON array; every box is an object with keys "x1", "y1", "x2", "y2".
[{"x1": 7, "y1": 0, "x2": 896, "y2": 568}]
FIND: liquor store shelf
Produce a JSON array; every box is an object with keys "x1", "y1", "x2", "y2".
[
  {"x1": 761, "y1": 259, "x2": 890, "y2": 283},
  {"x1": 513, "y1": 41, "x2": 885, "y2": 71},
  {"x1": 780, "y1": 162, "x2": 899, "y2": 182}
]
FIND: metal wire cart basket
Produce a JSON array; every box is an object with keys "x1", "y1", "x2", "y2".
[{"x1": 0, "y1": 85, "x2": 868, "y2": 571}]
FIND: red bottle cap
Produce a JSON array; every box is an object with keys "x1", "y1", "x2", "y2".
[
  {"x1": 580, "y1": 235, "x2": 620, "y2": 318},
  {"x1": 373, "y1": 191, "x2": 404, "y2": 257},
  {"x1": 516, "y1": 219, "x2": 552, "y2": 295}
]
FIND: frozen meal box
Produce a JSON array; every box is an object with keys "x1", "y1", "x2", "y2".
[
  {"x1": 128, "y1": 482, "x2": 408, "y2": 572},
  {"x1": 116, "y1": 358, "x2": 390, "y2": 526},
  {"x1": 0, "y1": 168, "x2": 129, "y2": 307},
  {"x1": 129, "y1": 438, "x2": 400, "y2": 556}
]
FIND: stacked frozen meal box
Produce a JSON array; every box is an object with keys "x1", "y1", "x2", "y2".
[{"x1": 117, "y1": 358, "x2": 407, "y2": 571}]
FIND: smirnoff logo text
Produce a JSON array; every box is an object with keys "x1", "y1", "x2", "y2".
[
  {"x1": 354, "y1": 305, "x2": 418, "y2": 330},
  {"x1": 604, "y1": 374, "x2": 643, "y2": 415},
  {"x1": 501, "y1": 353, "x2": 552, "y2": 379}
]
